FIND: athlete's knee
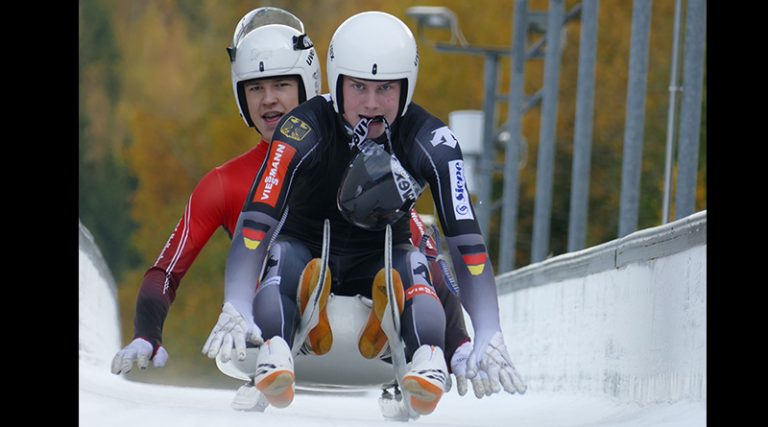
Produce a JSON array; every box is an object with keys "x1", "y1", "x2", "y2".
[
  {"x1": 393, "y1": 248, "x2": 430, "y2": 287},
  {"x1": 396, "y1": 248, "x2": 443, "y2": 311},
  {"x1": 269, "y1": 239, "x2": 313, "y2": 275},
  {"x1": 395, "y1": 248, "x2": 446, "y2": 352},
  {"x1": 403, "y1": 287, "x2": 446, "y2": 340}
]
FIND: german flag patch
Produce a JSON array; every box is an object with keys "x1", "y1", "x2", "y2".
[
  {"x1": 242, "y1": 220, "x2": 269, "y2": 250},
  {"x1": 458, "y1": 244, "x2": 488, "y2": 276}
]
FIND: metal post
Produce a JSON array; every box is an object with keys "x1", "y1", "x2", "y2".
[
  {"x1": 618, "y1": 0, "x2": 652, "y2": 238},
  {"x1": 674, "y1": 0, "x2": 706, "y2": 219},
  {"x1": 499, "y1": 0, "x2": 529, "y2": 273},
  {"x1": 567, "y1": 0, "x2": 599, "y2": 252},
  {"x1": 531, "y1": 0, "x2": 565, "y2": 263},
  {"x1": 476, "y1": 53, "x2": 500, "y2": 238},
  {"x1": 661, "y1": 0, "x2": 684, "y2": 224}
]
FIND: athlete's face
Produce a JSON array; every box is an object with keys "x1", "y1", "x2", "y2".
[
  {"x1": 244, "y1": 76, "x2": 301, "y2": 141},
  {"x1": 341, "y1": 76, "x2": 401, "y2": 139}
]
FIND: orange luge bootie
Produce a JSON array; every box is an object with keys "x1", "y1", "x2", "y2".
[
  {"x1": 358, "y1": 267, "x2": 404, "y2": 359},
  {"x1": 297, "y1": 258, "x2": 333, "y2": 355}
]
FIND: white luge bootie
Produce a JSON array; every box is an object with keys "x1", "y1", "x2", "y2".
[{"x1": 252, "y1": 336, "x2": 295, "y2": 408}]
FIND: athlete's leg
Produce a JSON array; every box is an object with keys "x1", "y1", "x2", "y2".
[
  {"x1": 392, "y1": 245, "x2": 446, "y2": 360},
  {"x1": 252, "y1": 236, "x2": 312, "y2": 347},
  {"x1": 249, "y1": 236, "x2": 312, "y2": 408}
]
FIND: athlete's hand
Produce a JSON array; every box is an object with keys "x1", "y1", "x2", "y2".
[
  {"x1": 202, "y1": 302, "x2": 263, "y2": 362},
  {"x1": 111, "y1": 337, "x2": 169, "y2": 374},
  {"x1": 451, "y1": 341, "x2": 493, "y2": 398},
  {"x1": 466, "y1": 331, "x2": 527, "y2": 395}
]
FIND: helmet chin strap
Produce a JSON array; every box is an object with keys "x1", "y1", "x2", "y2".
[
  {"x1": 348, "y1": 116, "x2": 393, "y2": 152},
  {"x1": 351, "y1": 116, "x2": 422, "y2": 206}
]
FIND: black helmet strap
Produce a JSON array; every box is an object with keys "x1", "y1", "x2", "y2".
[{"x1": 348, "y1": 116, "x2": 394, "y2": 153}]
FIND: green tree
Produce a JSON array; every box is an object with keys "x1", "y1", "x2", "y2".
[{"x1": 79, "y1": 0, "x2": 140, "y2": 280}]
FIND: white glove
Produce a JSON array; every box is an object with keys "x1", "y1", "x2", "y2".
[
  {"x1": 451, "y1": 341, "x2": 493, "y2": 398},
  {"x1": 111, "y1": 337, "x2": 169, "y2": 375},
  {"x1": 466, "y1": 331, "x2": 527, "y2": 395},
  {"x1": 202, "y1": 302, "x2": 263, "y2": 362}
]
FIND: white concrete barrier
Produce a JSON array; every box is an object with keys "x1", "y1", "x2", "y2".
[
  {"x1": 79, "y1": 220, "x2": 122, "y2": 372},
  {"x1": 496, "y1": 211, "x2": 706, "y2": 405}
]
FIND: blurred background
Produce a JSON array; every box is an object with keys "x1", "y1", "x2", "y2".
[{"x1": 79, "y1": 0, "x2": 706, "y2": 388}]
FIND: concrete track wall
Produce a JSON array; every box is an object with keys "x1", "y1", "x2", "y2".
[{"x1": 496, "y1": 211, "x2": 706, "y2": 405}]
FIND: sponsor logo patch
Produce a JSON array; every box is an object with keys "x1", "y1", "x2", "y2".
[
  {"x1": 429, "y1": 126, "x2": 458, "y2": 149},
  {"x1": 458, "y1": 244, "x2": 488, "y2": 276},
  {"x1": 253, "y1": 142, "x2": 297, "y2": 208},
  {"x1": 279, "y1": 116, "x2": 312, "y2": 141},
  {"x1": 449, "y1": 160, "x2": 474, "y2": 221},
  {"x1": 405, "y1": 284, "x2": 439, "y2": 302},
  {"x1": 391, "y1": 158, "x2": 418, "y2": 203},
  {"x1": 242, "y1": 220, "x2": 269, "y2": 250}
]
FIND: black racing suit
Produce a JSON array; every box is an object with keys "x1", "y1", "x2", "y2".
[{"x1": 225, "y1": 95, "x2": 503, "y2": 362}]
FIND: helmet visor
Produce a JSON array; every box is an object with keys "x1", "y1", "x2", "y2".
[{"x1": 233, "y1": 7, "x2": 304, "y2": 49}]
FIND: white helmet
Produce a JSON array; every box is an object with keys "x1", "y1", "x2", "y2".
[
  {"x1": 229, "y1": 7, "x2": 321, "y2": 128},
  {"x1": 326, "y1": 11, "x2": 419, "y2": 118}
]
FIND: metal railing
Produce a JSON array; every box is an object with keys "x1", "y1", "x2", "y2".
[{"x1": 411, "y1": 0, "x2": 706, "y2": 273}]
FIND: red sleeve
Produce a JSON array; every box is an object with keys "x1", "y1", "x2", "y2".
[
  {"x1": 153, "y1": 169, "x2": 227, "y2": 290},
  {"x1": 133, "y1": 169, "x2": 228, "y2": 347}
]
